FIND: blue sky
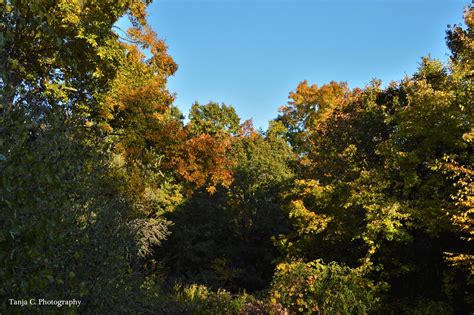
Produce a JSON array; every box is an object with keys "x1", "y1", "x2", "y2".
[{"x1": 141, "y1": 0, "x2": 467, "y2": 129}]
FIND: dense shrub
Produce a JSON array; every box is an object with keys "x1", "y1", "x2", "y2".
[{"x1": 271, "y1": 260, "x2": 382, "y2": 314}]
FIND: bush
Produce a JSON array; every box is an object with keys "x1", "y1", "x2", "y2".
[{"x1": 271, "y1": 260, "x2": 382, "y2": 314}]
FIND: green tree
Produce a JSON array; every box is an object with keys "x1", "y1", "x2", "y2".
[
  {"x1": 187, "y1": 102, "x2": 241, "y2": 137},
  {"x1": 0, "y1": 0, "x2": 176, "y2": 312},
  {"x1": 273, "y1": 7, "x2": 473, "y2": 313},
  {"x1": 159, "y1": 117, "x2": 295, "y2": 292}
]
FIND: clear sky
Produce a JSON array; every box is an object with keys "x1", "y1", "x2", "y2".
[{"x1": 142, "y1": 0, "x2": 468, "y2": 129}]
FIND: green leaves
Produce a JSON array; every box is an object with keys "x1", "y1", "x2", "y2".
[
  {"x1": 274, "y1": 8, "x2": 473, "y2": 312},
  {"x1": 271, "y1": 260, "x2": 382, "y2": 314},
  {"x1": 187, "y1": 102, "x2": 241, "y2": 137},
  {"x1": 1, "y1": 1, "x2": 472, "y2": 313}
]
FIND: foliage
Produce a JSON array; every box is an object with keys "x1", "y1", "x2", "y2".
[
  {"x1": 0, "y1": 0, "x2": 175, "y2": 312},
  {"x1": 271, "y1": 260, "x2": 382, "y2": 314},
  {"x1": 138, "y1": 277, "x2": 279, "y2": 315},
  {"x1": 187, "y1": 101, "x2": 241, "y2": 136},
  {"x1": 0, "y1": 1, "x2": 472, "y2": 314},
  {"x1": 273, "y1": 6, "x2": 473, "y2": 313},
  {"x1": 159, "y1": 124, "x2": 295, "y2": 292}
]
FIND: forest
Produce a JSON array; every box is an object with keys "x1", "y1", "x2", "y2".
[{"x1": 0, "y1": 1, "x2": 472, "y2": 314}]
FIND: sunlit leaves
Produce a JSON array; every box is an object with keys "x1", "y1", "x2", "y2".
[{"x1": 271, "y1": 260, "x2": 381, "y2": 314}]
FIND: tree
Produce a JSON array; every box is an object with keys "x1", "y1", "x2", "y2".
[
  {"x1": 273, "y1": 8, "x2": 473, "y2": 312},
  {"x1": 0, "y1": 0, "x2": 175, "y2": 312},
  {"x1": 187, "y1": 102, "x2": 241, "y2": 137},
  {"x1": 159, "y1": 117, "x2": 295, "y2": 292},
  {"x1": 278, "y1": 80, "x2": 350, "y2": 154}
]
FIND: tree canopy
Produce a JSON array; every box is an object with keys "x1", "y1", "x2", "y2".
[{"x1": 1, "y1": 1, "x2": 472, "y2": 314}]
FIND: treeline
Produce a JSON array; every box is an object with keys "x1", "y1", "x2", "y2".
[{"x1": 0, "y1": 1, "x2": 472, "y2": 314}]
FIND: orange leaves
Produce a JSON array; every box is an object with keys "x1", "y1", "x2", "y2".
[
  {"x1": 143, "y1": 121, "x2": 236, "y2": 195},
  {"x1": 170, "y1": 134, "x2": 234, "y2": 192},
  {"x1": 118, "y1": 79, "x2": 172, "y2": 112},
  {"x1": 283, "y1": 80, "x2": 348, "y2": 118},
  {"x1": 145, "y1": 120, "x2": 187, "y2": 151},
  {"x1": 238, "y1": 119, "x2": 257, "y2": 139},
  {"x1": 126, "y1": 26, "x2": 177, "y2": 77}
]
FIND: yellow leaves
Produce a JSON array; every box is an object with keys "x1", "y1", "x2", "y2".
[
  {"x1": 92, "y1": 68, "x2": 103, "y2": 79},
  {"x1": 98, "y1": 122, "x2": 113, "y2": 133},
  {"x1": 129, "y1": 0, "x2": 148, "y2": 25},
  {"x1": 444, "y1": 252, "x2": 474, "y2": 274},
  {"x1": 272, "y1": 260, "x2": 380, "y2": 313},
  {"x1": 341, "y1": 144, "x2": 357, "y2": 161},
  {"x1": 85, "y1": 34, "x2": 98, "y2": 48},
  {"x1": 462, "y1": 129, "x2": 474, "y2": 143},
  {"x1": 362, "y1": 201, "x2": 411, "y2": 261},
  {"x1": 294, "y1": 179, "x2": 323, "y2": 195},
  {"x1": 284, "y1": 80, "x2": 349, "y2": 128},
  {"x1": 57, "y1": 0, "x2": 82, "y2": 26},
  {"x1": 288, "y1": 80, "x2": 348, "y2": 110},
  {"x1": 406, "y1": 79, "x2": 454, "y2": 110},
  {"x1": 275, "y1": 262, "x2": 291, "y2": 273},
  {"x1": 288, "y1": 80, "x2": 320, "y2": 108},
  {"x1": 432, "y1": 154, "x2": 473, "y2": 259},
  {"x1": 43, "y1": 82, "x2": 69, "y2": 101},
  {"x1": 451, "y1": 208, "x2": 474, "y2": 240},
  {"x1": 292, "y1": 179, "x2": 334, "y2": 203},
  {"x1": 96, "y1": 46, "x2": 109, "y2": 60},
  {"x1": 288, "y1": 199, "x2": 332, "y2": 236},
  {"x1": 273, "y1": 290, "x2": 281, "y2": 299}
]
